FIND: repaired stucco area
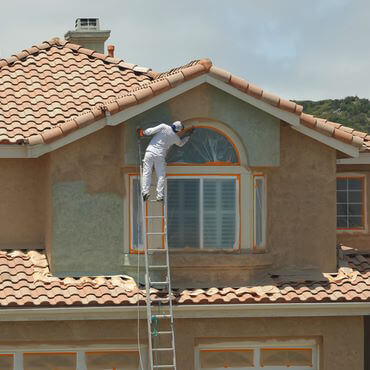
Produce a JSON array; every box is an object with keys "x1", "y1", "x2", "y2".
[{"x1": 51, "y1": 181, "x2": 124, "y2": 276}]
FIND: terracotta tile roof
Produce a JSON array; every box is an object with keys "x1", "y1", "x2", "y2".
[
  {"x1": 0, "y1": 38, "x2": 368, "y2": 150},
  {"x1": 0, "y1": 246, "x2": 368, "y2": 308},
  {"x1": 0, "y1": 38, "x2": 152, "y2": 143}
]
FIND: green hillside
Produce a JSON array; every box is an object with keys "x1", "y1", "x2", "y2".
[{"x1": 296, "y1": 96, "x2": 370, "y2": 133}]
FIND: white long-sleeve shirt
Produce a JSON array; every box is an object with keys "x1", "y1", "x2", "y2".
[{"x1": 144, "y1": 123, "x2": 189, "y2": 157}]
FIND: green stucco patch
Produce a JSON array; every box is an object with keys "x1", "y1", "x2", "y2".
[
  {"x1": 51, "y1": 181, "x2": 124, "y2": 276},
  {"x1": 124, "y1": 83, "x2": 280, "y2": 166}
]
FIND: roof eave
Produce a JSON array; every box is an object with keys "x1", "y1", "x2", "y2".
[{"x1": 0, "y1": 302, "x2": 368, "y2": 321}]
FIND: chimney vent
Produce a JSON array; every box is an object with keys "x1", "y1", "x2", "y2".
[
  {"x1": 64, "y1": 18, "x2": 110, "y2": 54},
  {"x1": 107, "y1": 45, "x2": 115, "y2": 57},
  {"x1": 75, "y1": 18, "x2": 99, "y2": 31}
]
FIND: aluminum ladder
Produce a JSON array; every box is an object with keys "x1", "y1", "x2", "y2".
[{"x1": 138, "y1": 141, "x2": 177, "y2": 370}]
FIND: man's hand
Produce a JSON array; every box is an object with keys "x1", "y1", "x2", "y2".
[
  {"x1": 136, "y1": 128, "x2": 144, "y2": 138},
  {"x1": 185, "y1": 126, "x2": 195, "y2": 135}
]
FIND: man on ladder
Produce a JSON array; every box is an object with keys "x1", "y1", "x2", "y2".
[{"x1": 137, "y1": 121, "x2": 194, "y2": 201}]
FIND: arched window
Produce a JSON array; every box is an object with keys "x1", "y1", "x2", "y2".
[{"x1": 166, "y1": 127, "x2": 239, "y2": 165}]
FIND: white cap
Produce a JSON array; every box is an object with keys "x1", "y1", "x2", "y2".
[{"x1": 171, "y1": 121, "x2": 184, "y2": 132}]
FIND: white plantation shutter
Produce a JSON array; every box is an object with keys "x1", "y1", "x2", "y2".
[
  {"x1": 167, "y1": 177, "x2": 237, "y2": 249},
  {"x1": 203, "y1": 179, "x2": 236, "y2": 248},
  {"x1": 168, "y1": 179, "x2": 200, "y2": 248}
]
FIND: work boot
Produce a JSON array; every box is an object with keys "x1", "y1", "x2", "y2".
[
  {"x1": 142, "y1": 193, "x2": 150, "y2": 201},
  {"x1": 156, "y1": 197, "x2": 164, "y2": 202}
]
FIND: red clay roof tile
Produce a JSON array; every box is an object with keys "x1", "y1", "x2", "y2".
[{"x1": 0, "y1": 246, "x2": 367, "y2": 308}]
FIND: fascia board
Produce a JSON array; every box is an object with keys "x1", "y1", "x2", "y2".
[
  {"x1": 0, "y1": 145, "x2": 28, "y2": 158},
  {"x1": 0, "y1": 302, "x2": 368, "y2": 321},
  {"x1": 293, "y1": 124, "x2": 359, "y2": 158},
  {"x1": 337, "y1": 152, "x2": 370, "y2": 165},
  {"x1": 205, "y1": 75, "x2": 301, "y2": 127}
]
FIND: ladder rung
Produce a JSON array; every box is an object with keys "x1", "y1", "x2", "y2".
[
  {"x1": 153, "y1": 365, "x2": 175, "y2": 368},
  {"x1": 147, "y1": 232, "x2": 165, "y2": 235},
  {"x1": 151, "y1": 297, "x2": 171, "y2": 302},
  {"x1": 148, "y1": 248, "x2": 167, "y2": 252},
  {"x1": 146, "y1": 215, "x2": 164, "y2": 219},
  {"x1": 153, "y1": 314, "x2": 172, "y2": 319},
  {"x1": 152, "y1": 330, "x2": 172, "y2": 335},
  {"x1": 151, "y1": 281, "x2": 169, "y2": 285},
  {"x1": 149, "y1": 265, "x2": 168, "y2": 269},
  {"x1": 152, "y1": 347, "x2": 174, "y2": 352}
]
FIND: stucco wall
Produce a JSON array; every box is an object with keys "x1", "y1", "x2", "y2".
[
  {"x1": 336, "y1": 165, "x2": 370, "y2": 251},
  {"x1": 48, "y1": 125, "x2": 126, "y2": 276},
  {"x1": 0, "y1": 316, "x2": 362, "y2": 370},
  {"x1": 124, "y1": 84, "x2": 280, "y2": 167},
  {"x1": 262, "y1": 125, "x2": 337, "y2": 271},
  {"x1": 0, "y1": 158, "x2": 46, "y2": 248}
]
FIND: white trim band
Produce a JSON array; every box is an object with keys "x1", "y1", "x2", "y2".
[{"x1": 0, "y1": 302, "x2": 368, "y2": 321}]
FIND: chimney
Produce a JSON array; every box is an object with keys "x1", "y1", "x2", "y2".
[
  {"x1": 107, "y1": 45, "x2": 115, "y2": 57},
  {"x1": 64, "y1": 18, "x2": 111, "y2": 54}
]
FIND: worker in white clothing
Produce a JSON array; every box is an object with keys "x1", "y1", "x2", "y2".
[{"x1": 137, "y1": 121, "x2": 194, "y2": 201}]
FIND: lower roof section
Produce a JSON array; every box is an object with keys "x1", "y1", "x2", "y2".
[{"x1": 0, "y1": 246, "x2": 368, "y2": 311}]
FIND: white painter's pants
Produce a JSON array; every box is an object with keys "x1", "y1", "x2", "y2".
[{"x1": 142, "y1": 151, "x2": 166, "y2": 199}]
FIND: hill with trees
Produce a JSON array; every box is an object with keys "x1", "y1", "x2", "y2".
[{"x1": 296, "y1": 96, "x2": 370, "y2": 133}]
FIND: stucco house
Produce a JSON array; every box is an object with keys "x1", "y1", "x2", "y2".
[{"x1": 0, "y1": 19, "x2": 368, "y2": 369}]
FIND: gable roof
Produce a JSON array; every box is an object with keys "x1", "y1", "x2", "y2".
[
  {"x1": 0, "y1": 246, "x2": 368, "y2": 309},
  {"x1": 0, "y1": 38, "x2": 368, "y2": 156}
]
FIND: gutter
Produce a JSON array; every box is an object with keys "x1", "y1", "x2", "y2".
[{"x1": 0, "y1": 302, "x2": 369, "y2": 321}]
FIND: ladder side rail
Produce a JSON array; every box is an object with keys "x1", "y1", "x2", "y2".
[
  {"x1": 163, "y1": 183, "x2": 177, "y2": 369},
  {"x1": 138, "y1": 138, "x2": 154, "y2": 369}
]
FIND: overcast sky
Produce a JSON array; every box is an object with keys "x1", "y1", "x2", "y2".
[{"x1": 0, "y1": 0, "x2": 368, "y2": 100}]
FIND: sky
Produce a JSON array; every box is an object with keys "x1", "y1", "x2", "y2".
[{"x1": 0, "y1": 0, "x2": 369, "y2": 100}]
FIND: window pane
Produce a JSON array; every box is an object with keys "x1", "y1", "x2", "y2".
[
  {"x1": 203, "y1": 179, "x2": 236, "y2": 248},
  {"x1": 349, "y1": 216, "x2": 363, "y2": 228},
  {"x1": 348, "y1": 191, "x2": 363, "y2": 203},
  {"x1": 337, "y1": 204, "x2": 347, "y2": 216},
  {"x1": 86, "y1": 351, "x2": 139, "y2": 370},
  {"x1": 349, "y1": 203, "x2": 363, "y2": 216},
  {"x1": 337, "y1": 216, "x2": 348, "y2": 228},
  {"x1": 167, "y1": 127, "x2": 238, "y2": 164},
  {"x1": 348, "y1": 178, "x2": 363, "y2": 190},
  {"x1": 23, "y1": 352, "x2": 76, "y2": 370},
  {"x1": 0, "y1": 355, "x2": 13, "y2": 370},
  {"x1": 132, "y1": 179, "x2": 144, "y2": 250},
  {"x1": 255, "y1": 178, "x2": 264, "y2": 246},
  {"x1": 200, "y1": 349, "x2": 254, "y2": 368},
  {"x1": 336, "y1": 178, "x2": 347, "y2": 190},
  {"x1": 337, "y1": 191, "x2": 347, "y2": 203},
  {"x1": 168, "y1": 179, "x2": 200, "y2": 248},
  {"x1": 260, "y1": 348, "x2": 312, "y2": 367}
]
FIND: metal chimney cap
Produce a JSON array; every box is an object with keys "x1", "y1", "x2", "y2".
[{"x1": 75, "y1": 18, "x2": 100, "y2": 31}]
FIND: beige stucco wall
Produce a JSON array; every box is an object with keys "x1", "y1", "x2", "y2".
[
  {"x1": 0, "y1": 316, "x2": 362, "y2": 370},
  {"x1": 336, "y1": 165, "x2": 370, "y2": 251},
  {"x1": 261, "y1": 125, "x2": 337, "y2": 271},
  {"x1": 47, "y1": 125, "x2": 126, "y2": 275},
  {"x1": 0, "y1": 158, "x2": 47, "y2": 248}
]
